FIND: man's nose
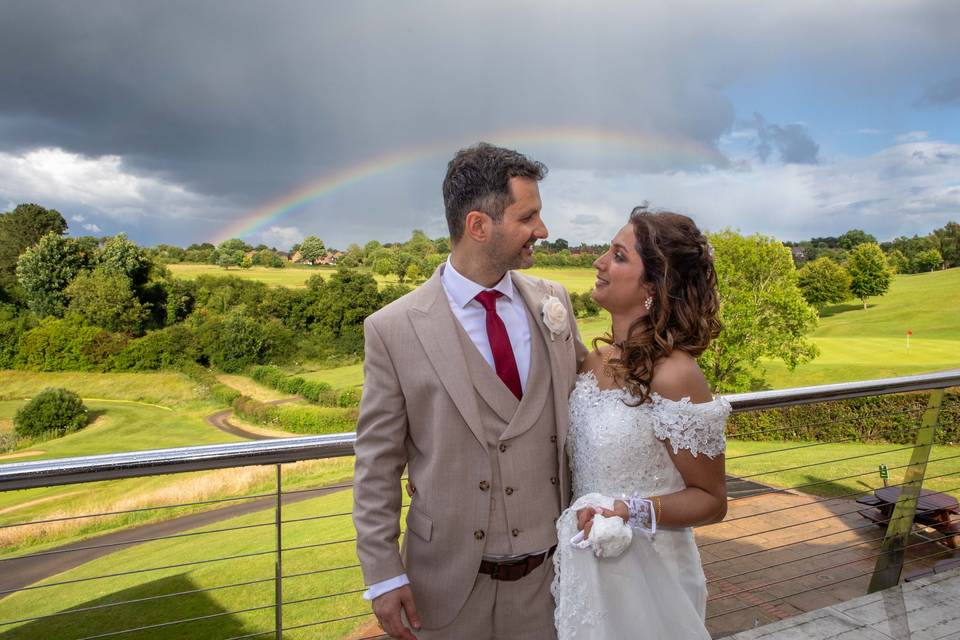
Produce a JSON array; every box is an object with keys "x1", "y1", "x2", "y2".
[{"x1": 534, "y1": 218, "x2": 548, "y2": 239}]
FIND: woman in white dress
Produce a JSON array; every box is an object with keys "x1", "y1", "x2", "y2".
[{"x1": 553, "y1": 206, "x2": 731, "y2": 639}]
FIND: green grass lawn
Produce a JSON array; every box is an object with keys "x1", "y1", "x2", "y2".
[
  {"x1": 761, "y1": 268, "x2": 960, "y2": 388},
  {"x1": 167, "y1": 262, "x2": 601, "y2": 294},
  {"x1": 168, "y1": 263, "x2": 330, "y2": 288},
  {"x1": 726, "y1": 440, "x2": 960, "y2": 500},
  {"x1": 0, "y1": 371, "x2": 204, "y2": 407}
]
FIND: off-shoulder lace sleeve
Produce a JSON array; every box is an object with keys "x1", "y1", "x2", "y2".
[{"x1": 650, "y1": 394, "x2": 731, "y2": 459}]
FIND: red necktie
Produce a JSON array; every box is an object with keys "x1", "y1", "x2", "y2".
[{"x1": 475, "y1": 290, "x2": 523, "y2": 401}]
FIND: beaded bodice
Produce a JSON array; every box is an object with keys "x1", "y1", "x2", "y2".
[{"x1": 567, "y1": 372, "x2": 731, "y2": 501}]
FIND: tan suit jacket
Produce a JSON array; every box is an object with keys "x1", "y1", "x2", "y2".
[{"x1": 353, "y1": 267, "x2": 587, "y2": 628}]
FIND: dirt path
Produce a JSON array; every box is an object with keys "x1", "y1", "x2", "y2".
[
  {"x1": 0, "y1": 483, "x2": 347, "y2": 597},
  {"x1": 204, "y1": 397, "x2": 301, "y2": 441}
]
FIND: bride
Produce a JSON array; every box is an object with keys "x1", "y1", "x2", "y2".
[{"x1": 553, "y1": 206, "x2": 731, "y2": 639}]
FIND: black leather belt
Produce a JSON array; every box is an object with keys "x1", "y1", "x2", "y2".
[{"x1": 478, "y1": 546, "x2": 556, "y2": 581}]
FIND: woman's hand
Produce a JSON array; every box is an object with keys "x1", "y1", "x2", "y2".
[{"x1": 576, "y1": 500, "x2": 630, "y2": 539}]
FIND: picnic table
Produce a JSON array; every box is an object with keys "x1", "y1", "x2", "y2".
[{"x1": 857, "y1": 487, "x2": 960, "y2": 549}]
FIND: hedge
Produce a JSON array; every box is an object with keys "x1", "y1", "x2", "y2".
[
  {"x1": 249, "y1": 365, "x2": 358, "y2": 407},
  {"x1": 727, "y1": 390, "x2": 960, "y2": 445},
  {"x1": 231, "y1": 394, "x2": 357, "y2": 435}
]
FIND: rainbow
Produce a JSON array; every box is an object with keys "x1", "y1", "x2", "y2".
[{"x1": 212, "y1": 127, "x2": 723, "y2": 244}]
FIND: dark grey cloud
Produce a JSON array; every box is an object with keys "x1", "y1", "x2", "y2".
[
  {"x1": 915, "y1": 77, "x2": 960, "y2": 107},
  {"x1": 750, "y1": 113, "x2": 819, "y2": 165},
  {"x1": 2, "y1": 1, "x2": 959, "y2": 246}
]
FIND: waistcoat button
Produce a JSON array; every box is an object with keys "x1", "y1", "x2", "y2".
[
  {"x1": 475, "y1": 530, "x2": 485, "y2": 540},
  {"x1": 549, "y1": 435, "x2": 557, "y2": 443},
  {"x1": 511, "y1": 528, "x2": 520, "y2": 537},
  {"x1": 505, "y1": 487, "x2": 514, "y2": 495},
  {"x1": 550, "y1": 477, "x2": 558, "y2": 485},
  {"x1": 499, "y1": 443, "x2": 508, "y2": 453},
  {"x1": 479, "y1": 480, "x2": 489, "y2": 491}
]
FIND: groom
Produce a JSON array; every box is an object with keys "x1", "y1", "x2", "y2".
[{"x1": 353, "y1": 142, "x2": 587, "y2": 639}]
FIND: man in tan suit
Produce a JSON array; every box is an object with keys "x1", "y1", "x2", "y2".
[{"x1": 353, "y1": 143, "x2": 587, "y2": 639}]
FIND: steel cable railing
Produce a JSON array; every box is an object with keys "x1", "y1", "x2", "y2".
[{"x1": 0, "y1": 369, "x2": 956, "y2": 639}]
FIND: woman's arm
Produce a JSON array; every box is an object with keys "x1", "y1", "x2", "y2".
[
  {"x1": 579, "y1": 353, "x2": 727, "y2": 536},
  {"x1": 645, "y1": 354, "x2": 727, "y2": 527}
]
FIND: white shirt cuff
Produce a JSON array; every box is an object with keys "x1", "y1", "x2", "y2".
[{"x1": 363, "y1": 574, "x2": 410, "y2": 600}]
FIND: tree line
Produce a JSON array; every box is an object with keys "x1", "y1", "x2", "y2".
[
  {"x1": 3, "y1": 202, "x2": 954, "y2": 392},
  {"x1": 786, "y1": 224, "x2": 959, "y2": 274}
]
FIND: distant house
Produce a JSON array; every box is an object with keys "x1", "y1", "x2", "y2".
[
  {"x1": 290, "y1": 249, "x2": 342, "y2": 265},
  {"x1": 318, "y1": 250, "x2": 343, "y2": 266},
  {"x1": 791, "y1": 246, "x2": 807, "y2": 263}
]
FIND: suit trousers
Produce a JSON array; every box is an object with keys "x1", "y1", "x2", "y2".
[{"x1": 405, "y1": 558, "x2": 557, "y2": 640}]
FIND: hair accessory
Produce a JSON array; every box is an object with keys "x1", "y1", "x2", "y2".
[{"x1": 644, "y1": 296, "x2": 653, "y2": 310}]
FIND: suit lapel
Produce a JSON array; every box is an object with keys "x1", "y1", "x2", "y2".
[
  {"x1": 408, "y1": 272, "x2": 487, "y2": 448},
  {"x1": 512, "y1": 273, "x2": 574, "y2": 483}
]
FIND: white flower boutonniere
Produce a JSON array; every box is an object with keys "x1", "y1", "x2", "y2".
[{"x1": 541, "y1": 295, "x2": 567, "y2": 341}]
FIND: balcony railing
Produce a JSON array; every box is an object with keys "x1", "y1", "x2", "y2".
[{"x1": 0, "y1": 369, "x2": 958, "y2": 639}]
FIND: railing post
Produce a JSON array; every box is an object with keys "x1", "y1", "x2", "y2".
[
  {"x1": 868, "y1": 388, "x2": 945, "y2": 593},
  {"x1": 275, "y1": 463, "x2": 283, "y2": 640}
]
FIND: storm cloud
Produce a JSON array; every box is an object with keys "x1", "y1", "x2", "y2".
[{"x1": 1, "y1": 1, "x2": 959, "y2": 246}]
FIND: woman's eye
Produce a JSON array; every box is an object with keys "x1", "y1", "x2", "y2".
[{"x1": 613, "y1": 252, "x2": 624, "y2": 262}]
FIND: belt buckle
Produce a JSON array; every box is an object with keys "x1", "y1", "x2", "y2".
[{"x1": 490, "y1": 555, "x2": 527, "y2": 581}]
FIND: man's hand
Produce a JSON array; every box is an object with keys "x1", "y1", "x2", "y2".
[
  {"x1": 372, "y1": 584, "x2": 421, "y2": 640},
  {"x1": 576, "y1": 500, "x2": 630, "y2": 539}
]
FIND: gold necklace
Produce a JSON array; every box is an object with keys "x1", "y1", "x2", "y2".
[{"x1": 602, "y1": 345, "x2": 620, "y2": 379}]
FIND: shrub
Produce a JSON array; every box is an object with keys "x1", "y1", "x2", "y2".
[
  {"x1": 278, "y1": 376, "x2": 306, "y2": 395},
  {"x1": 299, "y1": 380, "x2": 338, "y2": 405},
  {"x1": 112, "y1": 324, "x2": 200, "y2": 371},
  {"x1": 14, "y1": 388, "x2": 89, "y2": 438},
  {"x1": 338, "y1": 388, "x2": 361, "y2": 408},
  {"x1": 195, "y1": 311, "x2": 294, "y2": 373},
  {"x1": 16, "y1": 317, "x2": 127, "y2": 371}
]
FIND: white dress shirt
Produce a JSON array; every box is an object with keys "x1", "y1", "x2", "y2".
[{"x1": 363, "y1": 259, "x2": 533, "y2": 600}]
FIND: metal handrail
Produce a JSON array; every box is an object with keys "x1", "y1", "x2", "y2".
[{"x1": 1, "y1": 369, "x2": 957, "y2": 491}]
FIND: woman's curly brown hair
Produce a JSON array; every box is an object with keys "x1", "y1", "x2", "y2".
[{"x1": 595, "y1": 206, "x2": 722, "y2": 404}]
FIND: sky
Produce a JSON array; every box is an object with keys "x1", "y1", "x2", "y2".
[{"x1": 1, "y1": 1, "x2": 959, "y2": 250}]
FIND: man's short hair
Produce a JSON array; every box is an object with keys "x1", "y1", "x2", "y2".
[{"x1": 442, "y1": 142, "x2": 547, "y2": 243}]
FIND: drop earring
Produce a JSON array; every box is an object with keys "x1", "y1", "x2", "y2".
[{"x1": 644, "y1": 296, "x2": 653, "y2": 310}]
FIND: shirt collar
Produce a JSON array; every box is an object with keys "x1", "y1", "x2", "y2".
[{"x1": 442, "y1": 256, "x2": 515, "y2": 309}]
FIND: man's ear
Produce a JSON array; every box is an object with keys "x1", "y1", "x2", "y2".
[{"x1": 464, "y1": 210, "x2": 491, "y2": 243}]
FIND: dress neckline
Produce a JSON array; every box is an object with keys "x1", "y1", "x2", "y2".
[{"x1": 577, "y1": 370, "x2": 729, "y2": 410}]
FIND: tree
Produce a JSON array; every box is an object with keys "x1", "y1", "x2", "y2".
[
  {"x1": 913, "y1": 248, "x2": 943, "y2": 273},
  {"x1": 16, "y1": 233, "x2": 89, "y2": 317},
  {"x1": 404, "y1": 263, "x2": 422, "y2": 283},
  {"x1": 931, "y1": 222, "x2": 959, "y2": 268},
  {"x1": 97, "y1": 233, "x2": 152, "y2": 288},
  {"x1": 392, "y1": 252, "x2": 416, "y2": 283},
  {"x1": 837, "y1": 229, "x2": 877, "y2": 251},
  {"x1": 363, "y1": 240, "x2": 382, "y2": 259},
  {"x1": 846, "y1": 243, "x2": 893, "y2": 310},
  {"x1": 339, "y1": 244, "x2": 364, "y2": 268},
  {"x1": 310, "y1": 268, "x2": 381, "y2": 345},
  {"x1": 373, "y1": 256, "x2": 396, "y2": 279},
  {"x1": 66, "y1": 269, "x2": 149, "y2": 335},
  {"x1": 0, "y1": 203, "x2": 68, "y2": 296},
  {"x1": 698, "y1": 231, "x2": 819, "y2": 392},
  {"x1": 299, "y1": 236, "x2": 326, "y2": 264},
  {"x1": 885, "y1": 249, "x2": 910, "y2": 274},
  {"x1": 796, "y1": 257, "x2": 852, "y2": 313}
]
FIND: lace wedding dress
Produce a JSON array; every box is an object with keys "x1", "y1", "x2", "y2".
[{"x1": 553, "y1": 372, "x2": 731, "y2": 639}]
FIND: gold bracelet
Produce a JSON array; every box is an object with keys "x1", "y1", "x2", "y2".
[{"x1": 653, "y1": 495, "x2": 662, "y2": 522}]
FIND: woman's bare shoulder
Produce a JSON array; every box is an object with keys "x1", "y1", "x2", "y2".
[{"x1": 650, "y1": 351, "x2": 712, "y2": 403}]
